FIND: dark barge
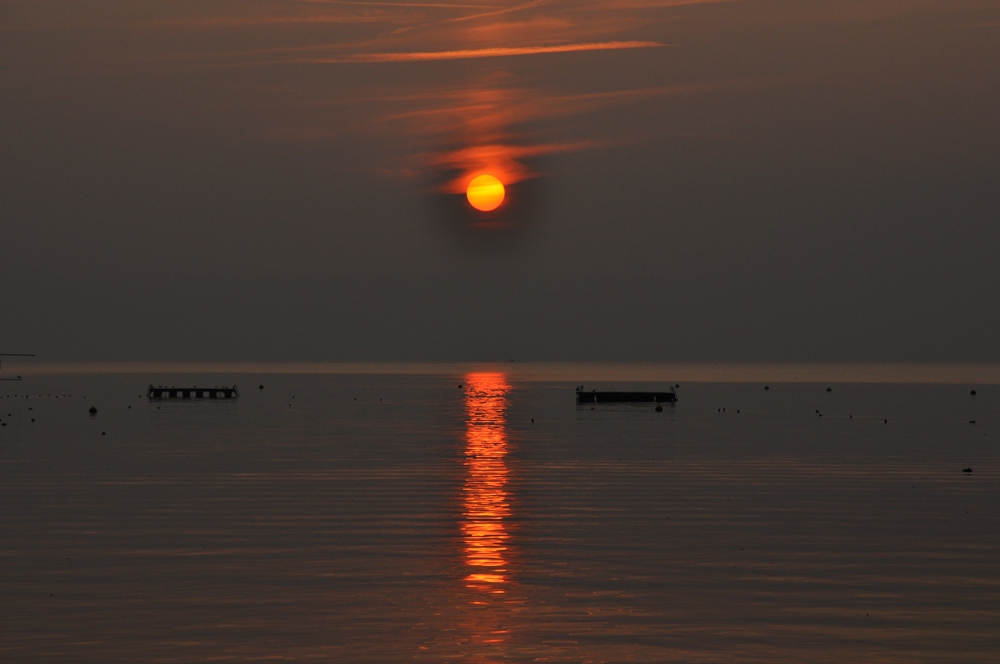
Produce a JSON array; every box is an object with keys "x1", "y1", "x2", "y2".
[
  {"x1": 576, "y1": 386, "x2": 677, "y2": 403},
  {"x1": 148, "y1": 385, "x2": 239, "y2": 399}
]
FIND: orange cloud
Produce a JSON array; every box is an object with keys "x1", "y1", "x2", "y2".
[
  {"x1": 426, "y1": 141, "x2": 601, "y2": 193},
  {"x1": 300, "y1": 40, "x2": 664, "y2": 63}
]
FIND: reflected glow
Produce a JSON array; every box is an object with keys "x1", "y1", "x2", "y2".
[{"x1": 462, "y1": 372, "x2": 511, "y2": 591}]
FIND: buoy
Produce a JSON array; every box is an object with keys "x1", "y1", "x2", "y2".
[
  {"x1": 963, "y1": 468, "x2": 973, "y2": 473},
  {"x1": 764, "y1": 386, "x2": 769, "y2": 391},
  {"x1": 655, "y1": 405, "x2": 663, "y2": 412},
  {"x1": 826, "y1": 387, "x2": 832, "y2": 392},
  {"x1": 259, "y1": 384, "x2": 264, "y2": 390},
  {"x1": 970, "y1": 389, "x2": 977, "y2": 396},
  {"x1": 88, "y1": 406, "x2": 97, "y2": 414}
]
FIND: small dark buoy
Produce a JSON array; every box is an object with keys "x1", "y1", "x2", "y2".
[
  {"x1": 963, "y1": 468, "x2": 973, "y2": 473},
  {"x1": 970, "y1": 389, "x2": 976, "y2": 396},
  {"x1": 884, "y1": 419, "x2": 888, "y2": 424},
  {"x1": 826, "y1": 387, "x2": 832, "y2": 392},
  {"x1": 764, "y1": 385, "x2": 769, "y2": 391},
  {"x1": 31, "y1": 418, "x2": 35, "y2": 422},
  {"x1": 102, "y1": 432, "x2": 106, "y2": 436},
  {"x1": 675, "y1": 384, "x2": 680, "y2": 388},
  {"x1": 969, "y1": 420, "x2": 976, "y2": 424},
  {"x1": 88, "y1": 406, "x2": 97, "y2": 415},
  {"x1": 531, "y1": 418, "x2": 534, "y2": 422},
  {"x1": 259, "y1": 384, "x2": 264, "y2": 390},
  {"x1": 655, "y1": 405, "x2": 663, "y2": 412},
  {"x1": 458, "y1": 384, "x2": 463, "y2": 389}
]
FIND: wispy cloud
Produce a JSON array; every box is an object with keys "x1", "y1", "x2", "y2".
[
  {"x1": 297, "y1": 40, "x2": 664, "y2": 63},
  {"x1": 424, "y1": 140, "x2": 603, "y2": 192}
]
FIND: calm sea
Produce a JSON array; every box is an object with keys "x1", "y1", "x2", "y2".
[{"x1": 2, "y1": 364, "x2": 998, "y2": 662}]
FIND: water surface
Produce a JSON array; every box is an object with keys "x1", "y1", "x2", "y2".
[{"x1": 1, "y1": 366, "x2": 997, "y2": 661}]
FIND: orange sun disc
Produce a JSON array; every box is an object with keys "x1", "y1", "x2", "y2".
[{"x1": 466, "y1": 174, "x2": 505, "y2": 212}]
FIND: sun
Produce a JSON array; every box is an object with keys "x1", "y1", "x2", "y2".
[{"x1": 466, "y1": 174, "x2": 505, "y2": 212}]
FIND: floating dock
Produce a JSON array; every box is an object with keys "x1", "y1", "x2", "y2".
[
  {"x1": 147, "y1": 385, "x2": 239, "y2": 399},
  {"x1": 0, "y1": 352, "x2": 34, "y2": 381},
  {"x1": 576, "y1": 387, "x2": 676, "y2": 403}
]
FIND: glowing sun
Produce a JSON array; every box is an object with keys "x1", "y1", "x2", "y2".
[{"x1": 466, "y1": 174, "x2": 505, "y2": 211}]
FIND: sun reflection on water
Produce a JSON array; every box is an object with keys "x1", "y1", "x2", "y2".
[{"x1": 462, "y1": 372, "x2": 512, "y2": 593}]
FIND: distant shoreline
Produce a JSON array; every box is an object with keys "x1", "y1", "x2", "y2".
[{"x1": 6, "y1": 362, "x2": 1000, "y2": 384}]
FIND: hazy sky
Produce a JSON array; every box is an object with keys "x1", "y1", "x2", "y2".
[{"x1": 2, "y1": 0, "x2": 998, "y2": 362}]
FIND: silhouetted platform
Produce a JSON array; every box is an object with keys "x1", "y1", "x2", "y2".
[
  {"x1": 147, "y1": 385, "x2": 239, "y2": 399},
  {"x1": 576, "y1": 388, "x2": 676, "y2": 403}
]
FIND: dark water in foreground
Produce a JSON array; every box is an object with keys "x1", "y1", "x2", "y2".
[{"x1": 1, "y1": 368, "x2": 998, "y2": 662}]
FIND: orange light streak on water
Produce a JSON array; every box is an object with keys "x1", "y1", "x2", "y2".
[{"x1": 462, "y1": 372, "x2": 511, "y2": 593}]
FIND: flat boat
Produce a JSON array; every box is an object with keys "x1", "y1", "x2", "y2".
[{"x1": 575, "y1": 386, "x2": 676, "y2": 403}]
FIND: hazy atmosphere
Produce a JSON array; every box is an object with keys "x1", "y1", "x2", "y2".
[{"x1": 3, "y1": 0, "x2": 998, "y2": 361}]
